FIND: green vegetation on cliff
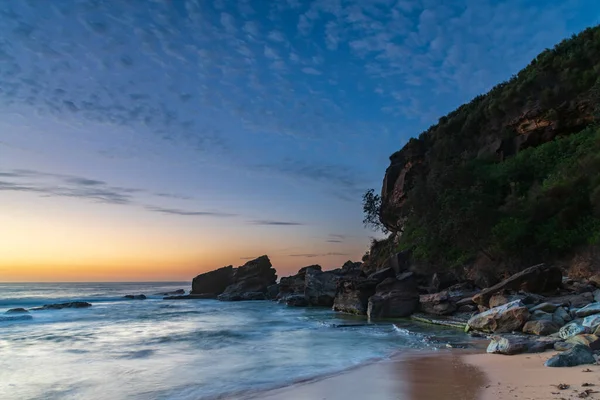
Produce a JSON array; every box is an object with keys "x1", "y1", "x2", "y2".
[{"x1": 380, "y1": 25, "x2": 600, "y2": 271}]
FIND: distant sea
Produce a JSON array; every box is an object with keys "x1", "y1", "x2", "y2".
[{"x1": 0, "y1": 282, "x2": 467, "y2": 399}]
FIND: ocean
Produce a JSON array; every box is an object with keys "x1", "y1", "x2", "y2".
[{"x1": 0, "y1": 282, "x2": 469, "y2": 399}]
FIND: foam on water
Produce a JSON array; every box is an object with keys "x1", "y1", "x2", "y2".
[{"x1": 0, "y1": 282, "x2": 469, "y2": 400}]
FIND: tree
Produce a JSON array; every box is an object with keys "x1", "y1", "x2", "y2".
[{"x1": 362, "y1": 189, "x2": 388, "y2": 234}]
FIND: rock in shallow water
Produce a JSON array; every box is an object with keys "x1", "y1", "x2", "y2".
[
  {"x1": 124, "y1": 294, "x2": 147, "y2": 300},
  {"x1": 31, "y1": 302, "x2": 92, "y2": 310},
  {"x1": 5, "y1": 308, "x2": 28, "y2": 314},
  {"x1": 544, "y1": 344, "x2": 596, "y2": 367}
]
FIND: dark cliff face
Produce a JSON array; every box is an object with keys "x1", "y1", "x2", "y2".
[{"x1": 379, "y1": 26, "x2": 600, "y2": 274}]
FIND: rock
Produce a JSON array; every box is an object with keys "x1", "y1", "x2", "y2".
[
  {"x1": 547, "y1": 292, "x2": 594, "y2": 308},
  {"x1": 458, "y1": 304, "x2": 477, "y2": 312},
  {"x1": 487, "y1": 335, "x2": 557, "y2": 355},
  {"x1": 554, "y1": 341, "x2": 575, "y2": 351},
  {"x1": 467, "y1": 300, "x2": 530, "y2": 333},
  {"x1": 31, "y1": 302, "x2": 92, "y2": 310},
  {"x1": 217, "y1": 256, "x2": 277, "y2": 301},
  {"x1": 589, "y1": 274, "x2": 600, "y2": 287},
  {"x1": 523, "y1": 320, "x2": 561, "y2": 335},
  {"x1": 155, "y1": 289, "x2": 185, "y2": 296},
  {"x1": 530, "y1": 302, "x2": 559, "y2": 313},
  {"x1": 559, "y1": 322, "x2": 590, "y2": 339},
  {"x1": 124, "y1": 294, "x2": 147, "y2": 300},
  {"x1": 489, "y1": 294, "x2": 528, "y2": 309},
  {"x1": 266, "y1": 284, "x2": 279, "y2": 300},
  {"x1": 576, "y1": 302, "x2": 600, "y2": 317},
  {"x1": 566, "y1": 334, "x2": 600, "y2": 350},
  {"x1": 456, "y1": 297, "x2": 476, "y2": 307},
  {"x1": 582, "y1": 314, "x2": 600, "y2": 331},
  {"x1": 191, "y1": 265, "x2": 234, "y2": 296},
  {"x1": 473, "y1": 264, "x2": 562, "y2": 307},
  {"x1": 6, "y1": 308, "x2": 28, "y2": 313},
  {"x1": 553, "y1": 307, "x2": 572, "y2": 326},
  {"x1": 545, "y1": 345, "x2": 596, "y2": 367},
  {"x1": 331, "y1": 261, "x2": 364, "y2": 278},
  {"x1": 594, "y1": 289, "x2": 600, "y2": 302},
  {"x1": 277, "y1": 265, "x2": 321, "y2": 302},
  {"x1": 333, "y1": 278, "x2": 378, "y2": 315},
  {"x1": 419, "y1": 291, "x2": 457, "y2": 316},
  {"x1": 163, "y1": 294, "x2": 216, "y2": 300},
  {"x1": 367, "y1": 273, "x2": 420, "y2": 319},
  {"x1": 285, "y1": 295, "x2": 309, "y2": 307},
  {"x1": 304, "y1": 269, "x2": 338, "y2": 307},
  {"x1": 367, "y1": 267, "x2": 396, "y2": 283},
  {"x1": 430, "y1": 272, "x2": 458, "y2": 292}
]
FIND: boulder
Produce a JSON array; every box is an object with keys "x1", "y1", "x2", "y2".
[
  {"x1": 582, "y1": 314, "x2": 600, "y2": 331},
  {"x1": 530, "y1": 302, "x2": 559, "y2": 313},
  {"x1": 31, "y1": 302, "x2": 92, "y2": 310},
  {"x1": 305, "y1": 270, "x2": 338, "y2": 307},
  {"x1": 473, "y1": 264, "x2": 562, "y2": 307},
  {"x1": 6, "y1": 308, "x2": 28, "y2": 313},
  {"x1": 566, "y1": 334, "x2": 600, "y2": 350},
  {"x1": 553, "y1": 307, "x2": 572, "y2": 325},
  {"x1": 124, "y1": 294, "x2": 147, "y2": 300},
  {"x1": 576, "y1": 302, "x2": 600, "y2": 317},
  {"x1": 594, "y1": 289, "x2": 600, "y2": 302},
  {"x1": 419, "y1": 292, "x2": 457, "y2": 316},
  {"x1": 430, "y1": 272, "x2": 458, "y2": 292},
  {"x1": 467, "y1": 300, "x2": 530, "y2": 333},
  {"x1": 487, "y1": 335, "x2": 556, "y2": 355},
  {"x1": 589, "y1": 274, "x2": 600, "y2": 287},
  {"x1": 285, "y1": 295, "x2": 309, "y2": 307},
  {"x1": 333, "y1": 278, "x2": 378, "y2": 315},
  {"x1": 155, "y1": 289, "x2": 185, "y2": 296},
  {"x1": 278, "y1": 265, "x2": 321, "y2": 301},
  {"x1": 458, "y1": 304, "x2": 477, "y2": 312},
  {"x1": 559, "y1": 322, "x2": 590, "y2": 339},
  {"x1": 367, "y1": 267, "x2": 396, "y2": 283},
  {"x1": 529, "y1": 310, "x2": 553, "y2": 322},
  {"x1": 545, "y1": 345, "x2": 596, "y2": 367},
  {"x1": 489, "y1": 294, "x2": 528, "y2": 309},
  {"x1": 367, "y1": 273, "x2": 420, "y2": 319},
  {"x1": 191, "y1": 265, "x2": 234, "y2": 296},
  {"x1": 522, "y1": 320, "x2": 561, "y2": 335},
  {"x1": 266, "y1": 284, "x2": 280, "y2": 300},
  {"x1": 554, "y1": 341, "x2": 575, "y2": 351},
  {"x1": 217, "y1": 256, "x2": 277, "y2": 301},
  {"x1": 547, "y1": 292, "x2": 594, "y2": 308}
]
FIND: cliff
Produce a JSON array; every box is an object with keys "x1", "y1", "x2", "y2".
[{"x1": 380, "y1": 26, "x2": 600, "y2": 278}]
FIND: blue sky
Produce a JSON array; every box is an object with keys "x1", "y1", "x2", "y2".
[{"x1": 0, "y1": 0, "x2": 599, "y2": 280}]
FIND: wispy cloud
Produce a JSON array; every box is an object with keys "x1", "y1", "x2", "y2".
[
  {"x1": 289, "y1": 252, "x2": 349, "y2": 258},
  {"x1": 249, "y1": 220, "x2": 305, "y2": 226},
  {"x1": 145, "y1": 206, "x2": 236, "y2": 217}
]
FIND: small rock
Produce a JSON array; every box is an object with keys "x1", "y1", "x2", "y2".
[
  {"x1": 530, "y1": 302, "x2": 559, "y2": 313},
  {"x1": 576, "y1": 302, "x2": 600, "y2": 318},
  {"x1": 5, "y1": 308, "x2": 28, "y2": 314},
  {"x1": 523, "y1": 320, "x2": 561, "y2": 335},
  {"x1": 559, "y1": 322, "x2": 590, "y2": 339},
  {"x1": 487, "y1": 335, "x2": 530, "y2": 355},
  {"x1": 545, "y1": 345, "x2": 596, "y2": 367},
  {"x1": 124, "y1": 294, "x2": 147, "y2": 300},
  {"x1": 554, "y1": 341, "x2": 575, "y2": 351}
]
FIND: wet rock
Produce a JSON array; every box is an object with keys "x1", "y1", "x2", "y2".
[
  {"x1": 305, "y1": 269, "x2": 338, "y2": 307},
  {"x1": 523, "y1": 320, "x2": 561, "y2": 335},
  {"x1": 31, "y1": 302, "x2": 92, "y2": 310},
  {"x1": 576, "y1": 302, "x2": 600, "y2": 317},
  {"x1": 566, "y1": 334, "x2": 600, "y2": 350},
  {"x1": 545, "y1": 345, "x2": 596, "y2": 367},
  {"x1": 467, "y1": 300, "x2": 530, "y2": 333},
  {"x1": 124, "y1": 294, "x2": 147, "y2": 300},
  {"x1": 473, "y1": 264, "x2": 562, "y2": 307},
  {"x1": 367, "y1": 273, "x2": 420, "y2": 319},
  {"x1": 155, "y1": 289, "x2": 185, "y2": 296},
  {"x1": 554, "y1": 341, "x2": 575, "y2": 351},
  {"x1": 191, "y1": 265, "x2": 234, "y2": 296},
  {"x1": 582, "y1": 315, "x2": 600, "y2": 331},
  {"x1": 530, "y1": 302, "x2": 559, "y2": 313},
  {"x1": 217, "y1": 256, "x2": 277, "y2": 301},
  {"x1": 559, "y1": 322, "x2": 590, "y2": 339},
  {"x1": 285, "y1": 295, "x2": 309, "y2": 307},
  {"x1": 333, "y1": 277, "x2": 378, "y2": 315},
  {"x1": 419, "y1": 291, "x2": 457, "y2": 316},
  {"x1": 6, "y1": 308, "x2": 28, "y2": 314}
]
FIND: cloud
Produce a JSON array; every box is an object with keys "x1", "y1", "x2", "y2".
[
  {"x1": 326, "y1": 239, "x2": 343, "y2": 243},
  {"x1": 145, "y1": 206, "x2": 236, "y2": 217},
  {"x1": 249, "y1": 220, "x2": 305, "y2": 226},
  {"x1": 289, "y1": 252, "x2": 349, "y2": 258},
  {"x1": 301, "y1": 67, "x2": 322, "y2": 75}
]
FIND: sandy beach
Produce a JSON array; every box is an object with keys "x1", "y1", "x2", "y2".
[{"x1": 236, "y1": 349, "x2": 600, "y2": 400}]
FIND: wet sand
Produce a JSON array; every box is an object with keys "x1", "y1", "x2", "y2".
[
  {"x1": 466, "y1": 351, "x2": 600, "y2": 400},
  {"x1": 237, "y1": 350, "x2": 486, "y2": 400}
]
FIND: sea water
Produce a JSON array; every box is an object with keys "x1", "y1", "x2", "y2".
[{"x1": 0, "y1": 282, "x2": 468, "y2": 399}]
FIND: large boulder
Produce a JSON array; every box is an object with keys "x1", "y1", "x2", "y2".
[
  {"x1": 566, "y1": 334, "x2": 600, "y2": 350},
  {"x1": 367, "y1": 273, "x2": 420, "y2": 319},
  {"x1": 276, "y1": 265, "x2": 321, "y2": 302},
  {"x1": 522, "y1": 320, "x2": 561, "y2": 336},
  {"x1": 487, "y1": 335, "x2": 557, "y2": 355},
  {"x1": 467, "y1": 300, "x2": 530, "y2": 333},
  {"x1": 472, "y1": 264, "x2": 562, "y2": 307},
  {"x1": 191, "y1": 265, "x2": 234, "y2": 296},
  {"x1": 419, "y1": 292, "x2": 457, "y2": 316},
  {"x1": 559, "y1": 322, "x2": 590, "y2": 339},
  {"x1": 576, "y1": 302, "x2": 600, "y2": 317},
  {"x1": 305, "y1": 269, "x2": 338, "y2": 307},
  {"x1": 217, "y1": 256, "x2": 277, "y2": 301},
  {"x1": 333, "y1": 277, "x2": 378, "y2": 315},
  {"x1": 545, "y1": 344, "x2": 596, "y2": 367}
]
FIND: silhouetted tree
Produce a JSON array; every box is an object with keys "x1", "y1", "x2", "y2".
[{"x1": 362, "y1": 189, "x2": 388, "y2": 234}]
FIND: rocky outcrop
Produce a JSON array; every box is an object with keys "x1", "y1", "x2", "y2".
[
  {"x1": 191, "y1": 265, "x2": 234, "y2": 297},
  {"x1": 217, "y1": 256, "x2": 277, "y2": 301},
  {"x1": 472, "y1": 264, "x2": 562, "y2": 307},
  {"x1": 304, "y1": 269, "x2": 338, "y2": 307},
  {"x1": 155, "y1": 289, "x2": 185, "y2": 296},
  {"x1": 367, "y1": 272, "x2": 420, "y2": 319},
  {"x1": 31, "y1": 302, "x2": 92, "y2": 310},
  {"x1": 333, "y1": 277, "x2": 378, "y2": 315},
  {"x1": 467, "y1": 300, "x2": 530, "y2": 333}
]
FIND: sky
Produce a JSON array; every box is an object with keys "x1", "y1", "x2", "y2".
[{"x1": 0, "y1": 0, "x2": 599, "y2": 282}]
